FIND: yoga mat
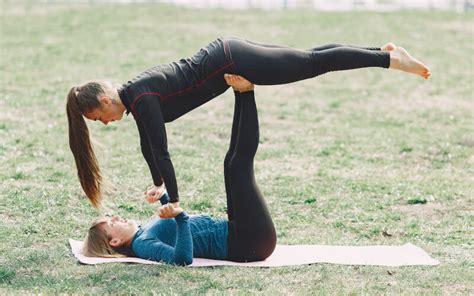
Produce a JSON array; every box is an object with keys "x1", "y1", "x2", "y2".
[{"x1": 69, "y1": 239, "x2": 439, "y2": 267}]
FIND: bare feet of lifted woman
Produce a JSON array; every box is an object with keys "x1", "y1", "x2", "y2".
[
  {"x1": 224, "y1": 42, "x2": 431, "y2": 83},
  {"x1": 382, "y1": 42, "x2": 431, "y2": 79}
]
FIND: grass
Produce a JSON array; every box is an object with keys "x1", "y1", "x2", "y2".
[{"x1": 1, "y1": 2, "x2": 473, "y2": 295}]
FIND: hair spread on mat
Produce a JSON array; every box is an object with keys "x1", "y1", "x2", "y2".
[{"x1": 83, "y1": 218, "x2": 132, "y2": 258}]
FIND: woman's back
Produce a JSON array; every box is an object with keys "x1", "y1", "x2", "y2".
[{"x1": 119, "y1": 38, "x2": 232, "y2": 122}]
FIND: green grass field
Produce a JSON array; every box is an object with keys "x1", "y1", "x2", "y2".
[{"x1": 1, "y1": 3, "x2": 473, "y2": 295}]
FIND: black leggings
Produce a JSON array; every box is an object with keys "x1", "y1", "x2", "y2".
[
  {"x1": 223, "y1": 37, "x2": 390, "y2": 85},
  {"x1": 156, "y1": 38, "x2": 390, "y2": 121},
  {"x1": 219, "y1": 40, "x2": 389, "y2": 262},
  {"x1": 224, "y1": 92, "x2": 276, "y2": 262}
]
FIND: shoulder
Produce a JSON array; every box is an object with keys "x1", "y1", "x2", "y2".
[
  {"x1": 131, "y1": 221, "x2": 166, "y2": 248},
  {"x1": 134, "y1": 93, "x2": 162, "y2": 109},
  {"x1": 131, "y1": 235, "x2": 164, "y2": 259},
  {"x1": 133, "y1": 94, "x2": 164, "y2": 120}
]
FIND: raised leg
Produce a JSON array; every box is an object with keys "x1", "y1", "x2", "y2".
[
  {"x1": 223, "y1": 94, "x2": 242, "y2": 221},
  {"x1": 243, "y1": 38, "x2": 383, "y2": 52},
  {"x1": 226, "y1": 38, "x2": 390, "y2": 85},
  {"x1": 226, "y1": 91, "x2": 276, "y2": 262}
]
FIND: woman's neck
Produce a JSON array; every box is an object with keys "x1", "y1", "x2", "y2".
[
  {"x1": 123, "y1": 226, "x2": 140, "y2": 247},
  {"x1": 111, "y1": 87, "x2": 127, "y2": 114}
]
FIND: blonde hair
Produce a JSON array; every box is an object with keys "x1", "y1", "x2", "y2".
[{"x1": 83, "y1": 218, "x2": 132, "y2": 258}]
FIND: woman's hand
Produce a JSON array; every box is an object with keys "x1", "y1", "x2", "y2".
[
  {"x1": 158, "y1": 203, "x2": 184, "y2": 219},
  {"x1": 224, "y1": 74, "x2": 254, "y2": 92},
  {"x1": 144, "y1": 184, "x2": 166, "y2": 203}
]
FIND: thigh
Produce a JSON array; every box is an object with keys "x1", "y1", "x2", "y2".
[
  {"x1": 226, "y1": 160, "x2": 276, "y2": 261},
  {"x1": 225, "y1": 38, "x2": 315, "y2": 85},
  {"x1": 244, "y1": 39, "x2": 291, "y2": 49},
  {"x1": 247, "y1": 40, "x2": 343, "y2": 52}
]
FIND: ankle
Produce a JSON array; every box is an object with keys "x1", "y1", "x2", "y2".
[{"x1": 389, "y1": 51, "x2": 401, "y2": 69}]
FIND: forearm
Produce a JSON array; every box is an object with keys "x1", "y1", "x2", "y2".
[
  {"x1": 172, "y1": 212, "x2": 193, "y2": 265},
  {"x1": 136, "y1": 97, "x2": 179, "y2": 202},
  {"x1": 155, "y1": 157, "x2": 179, "y2": 202},
  {"x1": 143, "y1": 148, "x2": 164, "y2": 186}
]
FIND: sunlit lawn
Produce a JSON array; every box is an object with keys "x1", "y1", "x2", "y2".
[{"x1": 1, "y1": 3, "x2": 473, "y2": 294}]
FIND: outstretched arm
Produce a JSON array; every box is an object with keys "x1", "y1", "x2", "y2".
[
  {"x1": 136, "y1": 121, "x2": 167, "y2": 203},
  {"x1": 135, "y1": 95, "x2": 180, "y2": 204}
]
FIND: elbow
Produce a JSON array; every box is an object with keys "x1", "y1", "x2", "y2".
[
  {"x1": 174, "y1": 256, "x2": 193, "y2": 266},
  {"x1": 182, "y1": 256, "x2": 193, "y2": 266}
]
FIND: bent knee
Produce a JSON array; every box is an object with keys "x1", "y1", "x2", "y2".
[{"x1": 247, "y1": 232, "x2": 277, "y2": 261}]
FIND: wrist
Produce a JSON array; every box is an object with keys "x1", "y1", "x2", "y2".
[
  {"x1": 175, "y1": 211, "x2": 188, "y2": 221},
  {"x1": 160, "y1": 193, "x2": 170, "y2": 205}
]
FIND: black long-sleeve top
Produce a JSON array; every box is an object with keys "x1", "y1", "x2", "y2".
[{"x1": 118, "y1": 38, "x2": 234, "y2": 202}]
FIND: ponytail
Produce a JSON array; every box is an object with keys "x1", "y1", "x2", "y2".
[{"x1": 66, "y1": 82, "x2": 105, "y2": 208}]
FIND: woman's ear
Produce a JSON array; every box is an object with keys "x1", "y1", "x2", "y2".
[
  {"x1": 109, "y1": 238, "x2": 122, "y2": 247},
  {"x1": 99, "y1": 96, "x2": 112, "y2": 106}
]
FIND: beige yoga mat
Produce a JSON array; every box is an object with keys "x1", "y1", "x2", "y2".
[{"x1": 69, "y1": 239, "x2": 439, "y2": 267}]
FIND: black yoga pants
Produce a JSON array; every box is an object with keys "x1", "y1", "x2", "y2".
[
  {"x1": 224, "y1": 91, "x2": 277, "y2": 262},
  {"x1": 160, "y1": 38, "x2": 391, "y2": 121},
  {"x1": 224, "y1": 37, "x2": 390, "y2": 85}
]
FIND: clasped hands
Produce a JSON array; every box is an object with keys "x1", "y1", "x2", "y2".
[{"x1": 144, "y1": 185, "x2": 182, "y2": 218}]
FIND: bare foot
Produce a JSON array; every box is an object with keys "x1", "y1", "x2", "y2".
[
  {"x1": 381, "y1": 42, "x2": 396, "y2": 52},
  {"x1": 389, "y1": 46, "x2": 431, "y2": 79},
  {"x1": 224, "y1": 74, "x2": 254, "y2": 92}
]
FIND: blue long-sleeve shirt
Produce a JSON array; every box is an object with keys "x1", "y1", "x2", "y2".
[{"x1": 131, "y1": 193, "x2": 228, "y2": 265}]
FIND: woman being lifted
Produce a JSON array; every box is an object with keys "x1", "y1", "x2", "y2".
[{"x1": 66, "y1": 37, "x2": 430, "y2": 208}]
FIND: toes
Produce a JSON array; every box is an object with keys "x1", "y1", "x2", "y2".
[
  {"x1": 396, "y1": 46, "x2": 407, "y2": 55},
  {"x1": 382, "y1": 42, "x2": 396, "y2": 51},
  {"x1": 224, "y1": 74, "x2": 238, "y2": 85}
]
